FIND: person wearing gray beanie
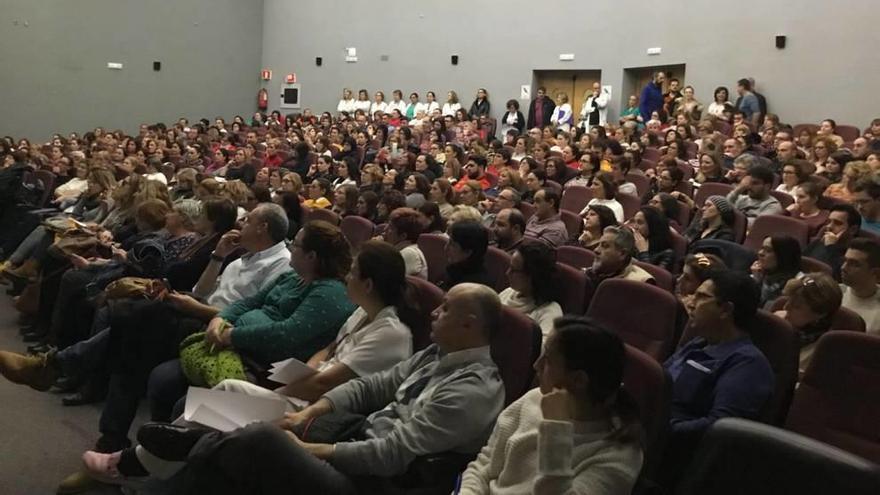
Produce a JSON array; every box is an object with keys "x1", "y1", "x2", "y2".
[{"x1": 686, "y1": 195, "x2": 736, "y2": 246}]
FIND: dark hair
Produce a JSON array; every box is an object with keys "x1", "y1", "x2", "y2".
[
  {"x1": 747, "y1": 165, "x2": 774, "y2": 185},
  {"x1": 852, "y1": 175, "x2": 880, "y2": 200},
  {"x1": 135, "y1": 199, "x2": 170, "y2": 231},
  {"x1": 356, "y1": 240, "x2": 407, "y2": 307},
  {"x1": 312, "y1": 177, "x2": 332, "y2": 198},
  {"x1": 515, "y1": 242, "x2": 557, "y2": 306},
  {"x1": 540, "y1": 187, "x2": 561, "y2": 211},
  {"x1": 653, "y1": 192, "x2": 680, "y2": 223},
  {"x1": 252, "y1": 185, "x2": 272, "y2": 203},
  {"x1": 639, "y1": 206, "x2": 672, "y2": 253},
  {"x1": 449, "y1": 220, "x2": 489, "y2": 261},
  {"x1": 830, "y1": 204, "x2": 862, "y2": 230},
  {"x1": 388, "y1": 207, "x2": 429, "y2": 243},
  {"x1": 705, "y1": 270, "x2": 759, "y2": 329},
  {"x1": 769, "y1": 235, "x2": 803, "y2": 276},
  {"x1": 593, "y1": 173, "x2": 617, "y2": 200},
  {"x1": 301, "y1": 220, "x2": 353, "y2": 280},
  {"x1": 505, "y1": 208, "x2": 527, "y2": 234},
  {"x1": 587, "y1": 204, "x2": 619, "y2": 231},
  {"x1": 358, "y1": 191, "x2": 380, "y2": 221},
  {"x1": 505, "y1": 99, "x2": 519, "y2": 110},
  {"x1": 380, "y1": 189, "x2": 407, "y2": 212},
  {"x1": 418, "y1": 201, "x2": 446, "y2": 232},
  {"x1": 682, "y1": 253, "x2": 726, "y2": 281},
  {"x1": 713, "y1": 86, "x2": 729, "y2": 101},
  {"x1": 276, "y1": 192, "x2": 303, "y2": 238},
  {"x1": 737, "y1": 78, "x2": 752, "y2": 91},
  {"x1": 468, "y1": 154, "x2": 487, "y2": 169},
  {"x1": 409, "y1": 173, "x2": 431, "y2": 196},
  {"x1": 850, "y1": 238, "x2": 880, "y2": 268},
  {"x1": 202, "y1": 198, "x2": 238, "y2": 234},
  {"x1": 551, "y1": 316, "x2": 642, "y2": 444}
]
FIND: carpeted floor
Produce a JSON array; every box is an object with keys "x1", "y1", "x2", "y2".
[{"x1": 0, "y1": 292, "x2": 148, "y2": 494}]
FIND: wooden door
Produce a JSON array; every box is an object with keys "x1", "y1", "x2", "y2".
[{"x1": 534, "y1": 70, "x2": 601, "y2": 124}]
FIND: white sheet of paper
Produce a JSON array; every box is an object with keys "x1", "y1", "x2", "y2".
[
  {"x1": 183, "y1": 387, "x2": 287, "y2": 431},
  {"x1": 268, "y1": 357, "x2": 317, "y2": 384}
]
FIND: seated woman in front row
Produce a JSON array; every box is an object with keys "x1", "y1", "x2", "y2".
[
  {"x1": 498, "y1": 242, "x2": 563, "y2": 341},
  {"x1": 458, "y1": 316, "x2": 644, "y2": 495}
]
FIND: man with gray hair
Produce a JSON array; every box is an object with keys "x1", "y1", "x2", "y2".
[{"x1": 585, "y1": 225, "x2": 655, "y2": 289}]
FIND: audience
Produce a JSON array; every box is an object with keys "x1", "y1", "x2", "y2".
[{"x1": 1, "y1": 83, "x2": 879, "y2": 493}]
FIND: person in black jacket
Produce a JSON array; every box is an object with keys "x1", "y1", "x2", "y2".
[
  {"x1": 803, "y1": 204, "x2": 861, "y2": 280},
  {"x1": 469, "y1": 88, "x2": 491, "y2": 119},
  {"x1": 631, "y1": 206, "x2": 676, "y2": 272},
  {"x1": 527, "y1": 87, "x2": 556, "y2": 130},
  {"x1": 500, "y1": 99, "x2": 525, "y2": 139},
  {"x1": 441, "y1": 220, "x2": 492, "y2": 290},
  {"x1": 685, "y1": 195, "x2": 736, "y2": 248}
]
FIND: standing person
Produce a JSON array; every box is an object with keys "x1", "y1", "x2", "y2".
[
  {"x1": 527, "y1": 86, "x2": 556, "y2": 129},
  {"x1": 706, "y1": 86, "x2": 731, "y2": 119},
  {"x1": 550, "y1": 92, "x2": 573, "y2": 133},
  {"x1": 578, "y1": 82, "x2": 609, "y2": 132},
  {"x1": 639, "y1": 71, "x2": 666, "y2": 124},
  {"x1": 469, "y1": 88, "x2": 491, "y2": 118},
  {"x1": 663, "y1": 78, "x2": 683, "y2": 120},
  {"x1": 735, "y1": 78, "x2": 761, "y2": 128}
]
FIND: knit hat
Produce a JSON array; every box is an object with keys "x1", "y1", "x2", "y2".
[{"x1": 707, "y1": 195, "x2": 735, "y2": 224}]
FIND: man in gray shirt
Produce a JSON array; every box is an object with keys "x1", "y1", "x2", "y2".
[
  {"x1": 118, "y1": 283, "x2": 506, "y2": 494},
  {"x1": 727, "y1": 165, "x2": 783, "y2": 227}
]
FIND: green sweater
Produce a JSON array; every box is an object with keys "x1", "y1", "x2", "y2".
[{"x1": 220, "y1": 271, "x2": 355, "y2": 364}]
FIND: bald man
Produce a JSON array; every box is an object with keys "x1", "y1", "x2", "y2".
[{"x1": 108, "y1": 284, "x2": 505, "y2": 493}]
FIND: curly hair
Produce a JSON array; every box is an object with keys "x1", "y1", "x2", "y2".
[{"x1": 301, "y1": 220, "x2": 353, "y2": 280}]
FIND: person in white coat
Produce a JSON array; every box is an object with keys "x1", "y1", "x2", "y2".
[
  {"x1": 369, "y1": 91, "x2": 388, "y2": 116},
  {"x1": 353, "y1": 89, "x2": 372, "y2": 114},
  {"x1": 550, "y1": 92, "x2": 573, "y2": 133},
  {"x1": 579, "y1": 82, "x2": 609, "y2": 132},
  {"x1": 337, "y1": 88, "x2": 356, "y2": 114},
  {"x1": 424, "y1": 91, "x2": 441, "y2": 116},
  {"x1": 386, "y1": 89, "x2": 408, "y2": 116},
  {"x1": 442, "y1": 90, "x2": 462, "y2": 117}
]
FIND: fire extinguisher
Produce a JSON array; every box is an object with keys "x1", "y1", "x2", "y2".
[{"x1": 257, "y1": 88, "x2": 268, "y2": 111}]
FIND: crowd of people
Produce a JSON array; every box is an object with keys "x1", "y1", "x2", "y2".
[{"x1": 0, "y1": 73, "x2": 878, "y2": 494}]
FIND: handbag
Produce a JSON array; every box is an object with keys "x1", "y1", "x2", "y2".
[
  {"x1": 103, "y1": 277, "x2": 169, "y2": 301},
  {"x1": 178, "y1": 332, "x2": 247, "y2": 388}
]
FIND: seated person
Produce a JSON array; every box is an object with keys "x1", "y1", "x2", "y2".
[
  {"x1": 676, "y1": 253, "x2": 727, "y2": 309},
  {"x1": 803, "y1": 204, "x2": 861, "y2": 280},
  {"x1": 786, "y1": 180, "x2": 829, "y2": 239},
  {"x1": 661, "y1": 270, "x2": 774, "y2": 488},
  {"x1": 585, "y1": 226, "x2": 655, "y2": 290},
  {"x1": 851, "y1": 175, "x2": 880, "y2": 235},
  {"x1": 684, "y1": 195, "x2": 736, "y2": 248},
  {"x1": 582, "y1": 173, "x2": 624, "y2": 223},
  {"x1": 840, "y1": 238, "x2": 880, "y2": 334},
  {"x1": 578, "y1": 204, "x2": 619, "y2": 251},
  {"x1": 524, "y1": 188, "x2": 569, "y2": 249},
  {"x1": 751, "y1": 235, "x2": 803, "y2": 308},
  {"x1": 726, "y1": 165, "x2": 783, "y2": 226},
  {"x1": 630, "y1": 206, "x2": 675, "y2": 272},
  {"x1": 442, "y1": 220, "x2": 492, "y2": 289},
  {"x1": 499, "y1": 242, "x2": 563, "y2": 340},
  {"x1": 492, "y1": 208, "x2": 526, "y2": 255},
  {"x1": 144, "y1": 220, "x2": 358, "y2": 429},
  {"x1": 774, "y1": 273, "x2": 842, "y2": 375},
  {"x1": 382, "y1": 207, "x2": 429, "y2": 279},
  {"x1": 458, "y1": 316, "x2": 643, "y2": 494},
  {"x1": 80, "y1": 284, "x2": 506, "y2": 494}
]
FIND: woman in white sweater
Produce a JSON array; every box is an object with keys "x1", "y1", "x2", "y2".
[
  {"x1": 498, "y1": 242, "x2": 563, "y2": 341},
  {"x1": 458, "y1": 316, "x2": 644, "y2": 495}
]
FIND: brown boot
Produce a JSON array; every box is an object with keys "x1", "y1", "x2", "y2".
[
  {"x1": 0, "y1": 350, "x2": 56, "y2": 391},
  {"x1": 3, "y1": 259, "x2": 39, "y2": 283}
]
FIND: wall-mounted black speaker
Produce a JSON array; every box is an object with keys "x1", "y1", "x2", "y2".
[
  {"x1": 316, "y1": 57, "x2": 322, "y2": 66},
  {"x1": 775, "y1": 35, "x2": 786, "y2": 49},
  {"x1": 153, "y1": 61, "x2": 161, "y2": 71},
  {"x1": 451, "y1": 55, "x2": 458, "y2": 65}
]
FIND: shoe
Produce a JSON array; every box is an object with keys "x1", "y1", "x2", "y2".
[
  {"x1": 81, "y1": 450, "x2": 123, "y2": 484},
  {"x1": 137, "y1": 423, "x2": 212, "y2": 461},
  {"x1": 0, "y1": 350, "x2": 57, "y2": 391},
  {"x1": 3, "y1": 259, "x2": 39, "y2": 283},
  {"x1": 51, "y1": 375, "x2": 82, "y2": 394},
  {"x1": 56, "y1": 469, "x2": 102, "y2": 494},
  {"x1": 62, "y1": 390, "x2": 103, "y2": 407},
  {"x1": 27, "y1": 342, "x2": 52, "y2": 354}
]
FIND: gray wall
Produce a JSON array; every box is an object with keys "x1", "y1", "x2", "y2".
[
  {"x1": 0, "y1": 0, "x2": 264, "y2": 140},
  {"x1": 261, "y1": 0, "x2": 878, "y2": 130}
]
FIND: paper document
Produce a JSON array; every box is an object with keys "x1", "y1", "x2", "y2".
[
  {"x1": 183, "y1": 387, "x2": 287, "y2": 432},
  {"x1": 268, "y1": 357, "x2": 317, "y2": 385}
]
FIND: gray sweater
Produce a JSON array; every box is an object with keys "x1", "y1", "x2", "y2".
[{"x1": 324, "y1": 344, "x2": 504, "y2": 477}]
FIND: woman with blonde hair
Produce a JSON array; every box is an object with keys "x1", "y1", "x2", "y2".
[
  {"x1": 824, "y1": 160, "x2": 872, "y2": 203},
  {"x1": 442, "y1": 90, "x2": 461, "y2": 117},
  {"x1": 775, "y1": 273, "x2": 842, "y2": 374},
  {"x1": 550, "y1": 92, "x2": 573, "y2": 133}
]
